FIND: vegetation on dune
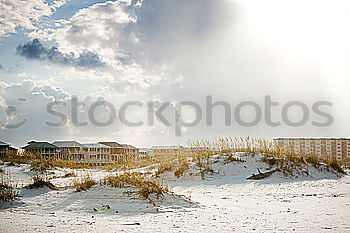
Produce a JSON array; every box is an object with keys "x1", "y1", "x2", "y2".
[
  {"x1": 174, "y1": 160, "x2": 190, "y2": 178},
  {"x1": 30, "y1": 158, "x2": 91, "y2": 171},
  {"x1": 154, "y1": 161, "x2": 177, "y2": 177},
  {"x1": 63, "y1": 171, "x2": 76, "y2": 178},
  {"x1": 25, "y1": 175, "x2": 58, "y2": 190},
  {"x1": 73, "y1": 175, "x2": 97, "y2": 192},
  {"x1": 329, "y1": 159, "x2": 347, "y2": 174},
  {"x1": 1, "y1": 153, "x2": 33, "y2": 164},
  {"x1": 104, "y1": 172, "x2": 169, "y2": 200},
  {"x1": 194, "y1": 155, "x2": 216, "y2": 180},
  {"x1": 260, "y1": 154, "x2": 347, "y2": 177},
  {"x1": 188, "y1": 137, "x2": 348, "y2": 178},
  {"x1": 223, "y1": 153, "x2": 245, "y2": 164},
  {"x1": 30, "y1": 159, "x2": 54, "y2": 172},
  {"x1": 0, "y1": 172, "x2": 18, "y2": 203}
]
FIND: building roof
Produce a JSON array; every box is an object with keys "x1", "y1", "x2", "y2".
[
  {"x1": 99, "y1": 142, "x2": 136, "y2": 149},
  {"x1": 120, "y1": 144, "x2": 137, "y2": 149},
  {"x1": 82, "y1": 143, "x2": 111, "y2": 149},
  {"x1": 99, "y1": 141, "x2": 123, "y2": 148},
  {"x1": 22, "y1": 141, "x2": 59, "y2": 149},
  {"x1": 52, "y1": 141, "x2": 86, "y2": 148},
  {"x1": 0, "y1": 141, "x2": 10, "y2": 146}
]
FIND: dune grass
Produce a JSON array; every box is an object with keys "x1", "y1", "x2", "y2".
[
  {"x1": 104, "y1": 172, "x2": 169, "y2": 200},
  {"x1": 25, "y1": 175, "x2": 58, "y2": 190},
  {"x1": 0, "y1": 172, "x2": 18, "y2": 203},
  {"x1": 73, "y1": 175, "x2": 97, "y2": 192}
]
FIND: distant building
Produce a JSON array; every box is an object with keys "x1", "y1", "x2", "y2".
[
  {"x1": 0, "y1": 141, "x2": 17, "y2": 157},
  {"x1": 99, "y1": 142, "x2": 139, "y2": 162},
  {"x1": 52, "y1": 141, "x2": 137, "y2": 165},
  {"x1": 82, "y1": 143, "x2": 112, "y2": 165},
  {"x1": 121, "y1": 144, "x2": 139, "y2": 159},
  {"x1": 22, "y1": 141, "x2": 60, "y2": 157},
  {"x1": 274, "y1": 138, "x2": 350, "y2": 161},
  {"x1": 52, "y1": 141, "x2": 87, "y2": 161},
  {"x1": 138, "y1": 148, "x2": 150, "y2": 159}
]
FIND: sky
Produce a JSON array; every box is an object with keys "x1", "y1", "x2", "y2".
[{"x1": 0, "y1": 0, "x2": 350, "y2": 148}]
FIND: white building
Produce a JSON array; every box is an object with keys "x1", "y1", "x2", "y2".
[{"x1": 274, "y1": 138, "x2": 350, "y2": 161}]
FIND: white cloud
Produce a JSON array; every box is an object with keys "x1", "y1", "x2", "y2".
[
  {"x1": 27, "y1": 0, "x2": 237, "y2": 96},
  {"x1": 0, "y1": 0, "x2": 69, "y2": 36}
]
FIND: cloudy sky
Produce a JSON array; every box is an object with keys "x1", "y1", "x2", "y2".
[{"x1": 0, "y1": 0, "x2": 350, "y2": 148}]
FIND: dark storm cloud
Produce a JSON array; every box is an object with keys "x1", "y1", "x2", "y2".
[{"x1": 16, "y1": 39, "x2": 104, "y2": 68}]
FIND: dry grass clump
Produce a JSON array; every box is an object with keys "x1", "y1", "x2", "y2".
[
  {"x1": 304, "y1": 155, "x2": 321, "y2": 166},
  {"x1": 137, "y1": 179, "x2": 169, "y2": 200},
  {"x1": 154, "y1": 155, "x2": 215, "y2": 180},
  {"x1": 25, "y1": 175, "x2": 58, "y2": 190},
  {"x1": 2, "y1": 153, "x2": 91, "y2": 171},
  {"x1": 328, "y1": 159, "x2": 347, "y2": 174},
  {"x1": 273, "y1": 157, "x2": 310, "y2": 177},
  {"x1": 261, "y1": 156, "x2": 277, "y2": 166},
  {"x1": 30, "y1": 159, "x2": 54, "y2": 171},
  {"x1": 0, "y1": 174, "x2": 18, "y2": 203},
  {"x1": 195, "y1": 156, "x2": 215, "y2": 180},
  {"x1": 53, "y1": 160, "x2": 90, "y2": 169},
  {"x1": 1, "y1": 154, "x2": 33, "y2": 164},
  {"x1": 260, "y1": 154, "x2": 347, "y2": 177},
  {"x1": 261, "y1": 154, "x2": 314, "y2": 177},
  {"x1": 223, "y1": 154, "x2": 245, "y2": 164},
  {"x1": 31, "y1": 158, "x2": 91, "y2": 171},
  {"x1": 105, "y1": 172, "x2": 169, "y2": 200},
  {"x1": 3, "y1": 153, "x2": 92, "y2": 170},
  {"x1": 63, "y1": 171, "x2": 76, "y2": 178},
  {"x1": 198, "y1": 163, "x2": 215, "y2": 179},
  {"x1": 154, "y1": 161, "x2": 177, "y2": 177},
  {"x1": 174, "y1": 160, "x2": 190, "y2": 178},
  {"x1": 73, "y1": 176, "x2": 97, "y2": 192}
]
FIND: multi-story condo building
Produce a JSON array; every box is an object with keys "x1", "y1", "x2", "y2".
[
  {"x1": 52, "y1": 141, "x2": 86, "y2": 160},
  {"x1": 99, "y1": 142, "x2": 139, "y2": 162},
  {"x1": 0, "y1": 141, "x2": 18, "y2": 157},
  {"x1": 19, "y1": 140, "x2": 140, "y2": 165},
  {"x1": 273, "y1": 138, "x2": 350, "y2": 161},
  {"x1": 22, "y1": 141, "x2": 61, "y2": 157},
  {"x1": 138, "y1": 148, "x2": 150, "y2": 159},
  {"x1": 82, "y1": 143, "x2": 112, "y2": 165}
]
